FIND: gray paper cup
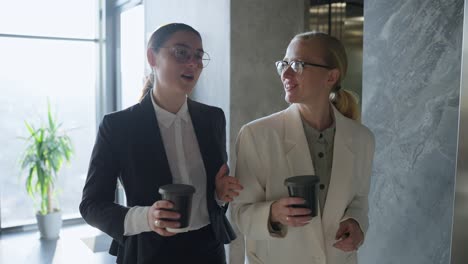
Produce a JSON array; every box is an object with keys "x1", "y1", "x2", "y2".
[
  {"x1": 284, "y1": 175, "x2": 320, "y2": 217},
  {"x1": 158, "y1": 184, "x2": 196, "y2": 232}
]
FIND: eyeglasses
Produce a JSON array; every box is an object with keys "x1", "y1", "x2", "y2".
[
  {"x1": 275, "y1": 60, "x2": 331, "y2": 76},
  {"x1": 161, "y1": 45, "x2": 211, "y2": 68}
]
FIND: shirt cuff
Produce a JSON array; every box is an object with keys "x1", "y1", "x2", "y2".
[
  {"x1": 267, "y1": 221, "x2": 285, "y2": 237},
  {"x1": 123, "y1": 206, "x2": 151, "y2": 236},
  {"x1": 215, "y1": 192, "x2": 227, "y2": 207},
  {"x1": 267, "y1": 205, "x2": 286, "y2": 238}
]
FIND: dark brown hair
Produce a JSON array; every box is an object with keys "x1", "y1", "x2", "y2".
[{"x1": 140, "y1": 23, "x2": 201, "y2": 101}]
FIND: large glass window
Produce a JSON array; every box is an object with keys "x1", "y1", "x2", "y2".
[
  {"x1": 119, "y1": 4, "x2": 145, "y2": 109},
  {"x1": 0, "y1": 1, "x2": 99, "y2": 227},
  {"x1": 0, "y1": 0, "x2": 96, "y2": 39}
]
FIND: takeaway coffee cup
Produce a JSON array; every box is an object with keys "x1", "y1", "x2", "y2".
[
  {"x1": 284, "y1": 175, "x2": 320, "y2": 217},
  {"x1": 158, "y1": 184, "x2": 196, "y2": 233}
]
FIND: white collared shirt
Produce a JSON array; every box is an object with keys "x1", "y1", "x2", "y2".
[{"x1": 123, "y1": 95, "x2": 210, "y2": 235}]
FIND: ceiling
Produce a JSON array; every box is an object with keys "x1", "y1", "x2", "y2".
[{"x1": 310, "y1": 0, "x2": 363, "y2": 8}]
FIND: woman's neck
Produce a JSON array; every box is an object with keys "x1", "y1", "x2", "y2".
[
  {"x1": 152, "y1": 88, "x2": 186, "y2": 114},
  {"x1": 297, "y1": 101, "x2": 333, "y2": 132}
]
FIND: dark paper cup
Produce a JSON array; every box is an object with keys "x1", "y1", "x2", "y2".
[
  {"x1": 158, "y1": 184, "x2": 196, "y2": 231},
  {"x1": 284, "y1": 175, "x2": 320, "y2": 217}
]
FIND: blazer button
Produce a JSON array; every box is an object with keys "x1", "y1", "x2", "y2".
[
  {"x1": 318, "y1": 152, "x2": 324, "y2": 158},
  {"x1": 320, "y1": 184, "x2": 325, "y2": 190}
]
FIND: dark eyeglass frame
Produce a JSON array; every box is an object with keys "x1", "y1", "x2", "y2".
[
  {"x1": 160, "y1": 45, "x2": 211, "y2": 68},
  {"x1": 275, "y1": 60, "x2": 332, "y2": 75}
]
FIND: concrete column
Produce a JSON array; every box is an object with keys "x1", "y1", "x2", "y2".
[
  {"x1": 229, "y1": 0, "x2": 307, "y2": 159},
  {"x1": 229, "y1": 3, "x2": 307, "y2": 262}
]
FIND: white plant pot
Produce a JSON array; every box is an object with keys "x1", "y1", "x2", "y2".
[{"x1": 36, "y1": 210, "x2": 62, "y2": 240}]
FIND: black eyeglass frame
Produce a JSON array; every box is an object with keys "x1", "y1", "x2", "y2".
[{"x1": 275, "y1": 60, "x2": 332, "y2": 75}]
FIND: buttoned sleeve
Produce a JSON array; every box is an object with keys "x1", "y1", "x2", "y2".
[{"x1": 123, "y1": 206, "x2": 151, "y2": 236}]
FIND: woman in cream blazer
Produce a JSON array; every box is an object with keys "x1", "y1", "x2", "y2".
[{"x1": 231, "y1": 32, "x2": 375, "y2": 264}]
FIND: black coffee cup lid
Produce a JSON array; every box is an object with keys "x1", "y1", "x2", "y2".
[
  {"x1": 284, "y1": 175, "x2": 320, "y2": 187},
  {"x1": 159, "y1": 184, "x2": 196, "y2": 195}
]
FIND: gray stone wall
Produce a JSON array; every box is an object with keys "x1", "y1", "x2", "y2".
[{"x1": 360, "y1": 1, "x2": 463, "y2": 263}]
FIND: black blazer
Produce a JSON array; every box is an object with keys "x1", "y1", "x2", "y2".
[{"x1": 79, "y1": 91, "x2": 236, "y2": 263}]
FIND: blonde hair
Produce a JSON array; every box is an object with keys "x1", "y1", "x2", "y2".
[{"x1": 293, "y1": 31, "x2": 360, "y2": 121}]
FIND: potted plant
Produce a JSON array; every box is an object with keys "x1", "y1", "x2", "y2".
[{"x1": 20, "y1": 102, "x2": 73, "y2": 239}]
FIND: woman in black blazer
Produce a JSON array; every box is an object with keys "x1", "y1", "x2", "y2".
[{"x1": 80, "y1": 23, "x2": 241, "y2": 264}]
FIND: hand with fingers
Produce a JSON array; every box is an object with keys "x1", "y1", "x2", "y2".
[
  {"x1": 269, "y1": 197, "x2": 313, "y2": 227},
  {"x1": 147, "y1": 200, "x2": 181, "y2": 237},
  {"x1": 333, "y1": 218, "x2": 364, "y2": 252},
  {"x1": 215, "y1": 164, "x2": 244, "y2": 203}
]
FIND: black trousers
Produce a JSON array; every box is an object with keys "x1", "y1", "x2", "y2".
[{"x1": 156, "y1": 224, "x2": 226, "y2": 264}]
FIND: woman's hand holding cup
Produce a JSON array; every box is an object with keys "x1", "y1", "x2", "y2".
[
  {"x1": 269, "y1": 197, "x2": 312, "y2": 227},
  {"x1": 147, "y1": 200, "x2": 181, "y2": 236}
]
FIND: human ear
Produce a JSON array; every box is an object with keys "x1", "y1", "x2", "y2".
[
  {"x1": 147, "y1": 49, "x2": 157, "y2": 67},
  {"x1": 327, "y1": 68, "x2": 341, "y2": 87}
]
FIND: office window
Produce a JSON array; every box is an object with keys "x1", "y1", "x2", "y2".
[
  {"x1": 119, "y1": 4, "x2": 145, "y2": 109},
  {"x1": 0, "y1": 1, "x2": 98, "y2": 227},
  {"x1": 0, "y1": 1, "x2": 96, "y2": 39}
]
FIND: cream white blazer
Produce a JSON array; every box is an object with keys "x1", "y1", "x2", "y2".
[{"x1": 231, "y1": 104, "x2": 375, "y2": 264}]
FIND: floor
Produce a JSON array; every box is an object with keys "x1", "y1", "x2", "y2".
[{"x1": 0, "y1": 224, "x2": 116, "y2": 264}]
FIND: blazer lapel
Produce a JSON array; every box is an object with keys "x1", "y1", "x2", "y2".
[
  {"x1": 187, "y1": 99, "x2": 210, "y2": 160},
  {"x1": 187, "y1": 100, "x2": 214, "y2": 182},
  {"x1": 321, "y1": 107, "x2": 355, "y2": 233},
  {"x1": 139, "y1": 91, "x2": 172, "y2": 187},
  {"x1": 283, "y1": 104, "x2": 316, "y2": 179}
]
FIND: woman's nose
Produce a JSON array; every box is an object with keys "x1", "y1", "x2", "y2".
[
  {"x1": 184, "y1": 55, "x2": 202, "y2": 68},
  {"x1": 281, "y1": 65, "x2": 295, "y2": 80}
]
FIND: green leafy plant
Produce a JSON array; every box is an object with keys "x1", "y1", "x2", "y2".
[{"x1": 20, "y1": 102, "x2": 73, "y2": 215}]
